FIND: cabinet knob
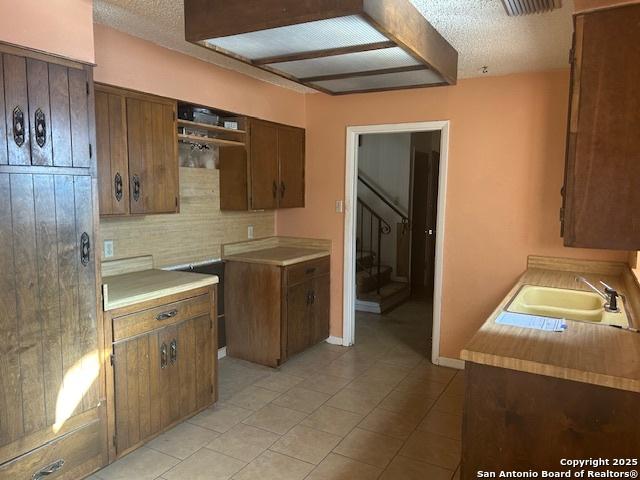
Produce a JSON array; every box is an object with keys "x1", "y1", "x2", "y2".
[
  {"x1": 34, "y1": 108, "x2": 46, "y2": 148},
  {"x1": 132, "y1": 175, "x2": 141, "y2": 202},
  {"x1": 160, "y1": 343, "x2": 168, "y2": 368},
  {"x1": 156, "y1": 309, "x2": 178, "y2": 321},
  {"x1": 170, "y1": 339, "x2": 177, "y2": 365},
  {"x1": 114, "y1": 172, "x2": 123, "y2": 202},
  {"x1": 12, "y1": 106, "x2": 25, "y2": 147},
  {"x1": 80, "y1": 232, "x2": 91, "y2": 267}
]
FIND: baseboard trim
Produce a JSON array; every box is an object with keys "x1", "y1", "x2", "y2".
[
  {"x1": 435, "y1": 356, "x2": 465, "y2": 370},
  {"x1": 325, "y1": 336, "x2": 344, "y2": 346},
  {"x1": 217, "y1": 347, "x2": 227, "y2": 360}
]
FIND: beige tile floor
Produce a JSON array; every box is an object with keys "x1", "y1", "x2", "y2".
[{"x1": 92, "y1": 300, "x2": 464, "y2": 480}]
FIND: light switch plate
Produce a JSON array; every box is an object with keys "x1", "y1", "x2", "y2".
[
  {"x1": 103, "y1": 240, "x2": 114, "y2": 259},
  {"x1": 247, "y1": 225, "x2": 254, "y2": 239}
]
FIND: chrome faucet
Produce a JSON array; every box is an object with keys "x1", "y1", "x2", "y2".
[{"x1": 575, "y1": 276, "x2": 620, "y2": 313}]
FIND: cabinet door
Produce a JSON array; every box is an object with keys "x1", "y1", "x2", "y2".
[
  {"x1": 96, "y1": 88, "x2": 130, "y2": 215},
  {"x1": 563, "y1": 5, "x2": 640, "y2": 249},
  {"x1": 310, "y1": 274, "x2": 330, "y2": 347},
  {"x1": 26, "y1": 59, "x2": 53, "y2": 166},
  {"x1": 278, "y1": 126, "x2": 305, "y2": 208},
  {"x1": 0, "y1": 173, "x2": 100, "y2": 453},
  {"x1": 3, "y1": 54, "x2": 31, "y2": 166},
  {"x1": 286, "y1": 280, "x2": 313, "y2": 358},
  {"x1": 112, "y1": 316, "x2": 214, "y2": 455},
  {"x1": 126, "y1": 96, "x2": 179, "y2": 215},
  {"x1": 219, "y1": 146, "x2": 249, "y2": 210},
  {"x1": 249, "y1": 119, "x2": 279, "y2": 210}
]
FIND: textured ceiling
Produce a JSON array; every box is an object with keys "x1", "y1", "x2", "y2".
[{"x1": 93, "y1": 0, "x2": 574, "y2": 94}]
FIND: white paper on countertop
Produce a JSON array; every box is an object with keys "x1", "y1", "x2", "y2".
[{"x1": 496, "y1": 311, "x2": 567, "y2": 332}]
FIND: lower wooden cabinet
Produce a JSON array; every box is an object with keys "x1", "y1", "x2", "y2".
[
  {"x1": 104, "y1": 287, "x2": 217, "y2": 460},
  {"x1": 225, "y1": 256, "x2": 330, "y2": 367}
]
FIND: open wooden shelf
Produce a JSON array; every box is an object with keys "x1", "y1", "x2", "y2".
[
  {"x1": 178, "y1": 134, "x2": 245, "y2": 147},
  {"x1": 178, "y1": 118, "x2": 246, "y2": 135}
]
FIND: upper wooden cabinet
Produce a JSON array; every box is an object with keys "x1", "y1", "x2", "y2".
[
  {"x1": 96, "y1": 84, "x2": 179, "y2": 216},
  {"x1": 0, "y1": 53, "x2": 91, "y2": 168},
  {"x1": 562, "y1": 4, "x2": 640, "y2": 249},
  {"x1": 220, "y1": 118, "x2": 305, "y2": 211}
]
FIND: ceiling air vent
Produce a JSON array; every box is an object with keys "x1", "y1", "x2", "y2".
[
  {"x1": 183, "y1": 0, "x2": 458, "y2": 95},
  {"x1": 502, "y1": 0, "x2": 562, "y2": 16}
]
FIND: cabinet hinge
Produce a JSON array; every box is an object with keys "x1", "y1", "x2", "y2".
[
  {"x1": 112, "y1": 434, "x2": 117, "y2": 448},
  {"x1": 89, "y1": 143, "x2": 93, "y2": 158},
  {"x1": 86, "y1": 81, "x2": 90, "y2": 95},
  {"x1": 110, "y1": 353, "x2": 115, "y2": 366}
]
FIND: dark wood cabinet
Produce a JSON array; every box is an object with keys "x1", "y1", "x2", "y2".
[
  {"x1": 562, "y1": 4, "x2": 640, "y2": 249},
  {"x1": 96, "y1": 84, "x2": 179, "y2": 216},
  {"x1": 462, "y1": 363, "x2": 640, "y2": 479},
  {"x1": 105, "y1": 288, "x2": 217, "y2": 460},
  {"x1": 220, "y1": 118, "x2": 305, "y2": 211},
  {"x1": 0, "y1": 45, "x2": 106, "y2": 479},
  {"x1": 225, "y1": 256, "x2": 330, "y2": 367}
]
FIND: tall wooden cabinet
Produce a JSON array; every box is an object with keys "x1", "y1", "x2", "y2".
[
  {"x1": 0, "y1": 46, "x2": 106, "y2": 479},
  {"x1": 562, "y1": 4, "x2": 640, "y2": 249},
  {"x1": 95, "y1": 84, "x2": 179, "y2": 217},
  {"x1": 219, "y1": 118, "x2": 305, "y2": 211}
]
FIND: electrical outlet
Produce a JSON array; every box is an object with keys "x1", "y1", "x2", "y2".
[
  {"x1": 335, "y1": 200, "x2": 344, "y2": 213},
  {"x1": 103, "y1": 240, "x2": 114, "y2": 259},
  {"x1": 247, "y1": 225, "x2": 254, "y2": 239}
]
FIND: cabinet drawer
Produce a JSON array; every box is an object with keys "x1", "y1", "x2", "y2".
[
  {"x1": 113, "y1": 294, "x2": 210, "y2": 341},
  {"x1": 0, "y1": 420, "x2": 103, "y2": 480},
  {"x1": 285, "y1": 256, "x2": 330, "y2": 286}
]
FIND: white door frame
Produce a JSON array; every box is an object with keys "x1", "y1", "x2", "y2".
[{"x1": 342, "y1": 121, "x2": 450, "y2": 366}]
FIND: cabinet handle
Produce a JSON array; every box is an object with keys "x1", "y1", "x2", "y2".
[
  {"x1": 280, "y1": 181, "x2": 286, "y2": 198},
  {"x1": 272, "y1": 180, "x2": 277, "y2": 199},
  {"x1": 114, "y1": 172, "x2": 123, "y2": 202},
  {"x1": 132, "y1": 174, "x2": 141, "y2": 202},
  {"x1": 170, "y1": 339, "x2": 177, "y2": 365},
  {"x1": 80, "y1": 232, "x2": 90, "y2": 267},
  {"x1": 306, "y1": 291, "x2": 313, "y2": 305},
  {"x1": 12, "y1": 106, "x2": 25, "y2": 147},
  {"x1": 156, "y1": 309, "x2": 178, "y2": 321},
  {"x1": 32, "y1": 459, "x2": 65, "y2": 480},
  {"x1": 34, "y1": 108, "x2": 46, "y2": 148},
  {"x1": 160, "y1": 343, "x2": 168, "y2": 368}
]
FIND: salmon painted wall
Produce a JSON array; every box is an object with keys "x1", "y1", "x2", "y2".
[
  {"x1": 0, "y1": 0, "x2": 94, "y2": 64},
  {"x1": 93, "y1": 24, "x2": 305, "y2": 127},
  {"x1": 276, "y1": 71, "x2": 629, "y2": 359}
]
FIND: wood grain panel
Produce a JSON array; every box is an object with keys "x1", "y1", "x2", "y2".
[
  {"x1": 55, "y1": 175, "x2": 82, "y2": 418},
  {"x1": 286, "y1": 281, "x2": 311, "y2": 358},
  {"x1": 249, "y1": 119, "x2": 279, "y2": 210},
  {"x1": 27, "y1": 58, "x2": 53, "y2": 166},
  {"x1": 68, "y1": 67, "x2": 90, "y2": 168},
  {"x1": 194, "y1": 314, "x2": 214, "y2": 409},
  {"x1": 4, "y1": 54, "x2": 31, "y2": 166},
  {"x1": 48, "y1": 64, "x2": 72, "y2": 167},
  {"x1": 33, "y1": 175, "x2": 64, "y2": 427},
  {"x1": 11, "y1": 174, "x2": 47, "y2": 434},
  {"x1": 160, "y1": 325, "x2": 180, "y2": 428},
  {"x1": 277, "y1": 125, "x2": 305, "y2": 208},
  {"x1": 74, "y1": 176, "x2": 99, "y2": 412},
  {"x1": 219, "y1": 146, "x2": 249, "y2": 210},
  {"x1": 225, "y1": 261, "x2": 282, "y2": 366},
  {"x1": 462, "y1": 362, "x2": 640, "y2": 478},
  {"x1": 311, "y1": 273, "x2": 330, "y2": 346},
  {"x1": 0, "y1": 173, "x2": 23, "y2": 446},
  {"x1": 0, "y1": 56, "x2": 7, "y2": 165},
  {"x1": 178, "y1": 318, "x2": 197, "y2": 416},
  {"x1": 564, "y1": 5, "x2": 640, "y2": 248}
]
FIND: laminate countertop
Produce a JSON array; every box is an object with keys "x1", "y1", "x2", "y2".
[
  {"x1": 461, "y1": 257, "x2": 640, "y2": 393},
  {"x1": 223, "y1": 246, "x2": 330, "y2": 266},
  {"x1": 103, "y1": 269, "x2": 218, "y2": 311}
]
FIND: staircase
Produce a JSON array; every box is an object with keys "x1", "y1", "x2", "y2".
[{"x1": 355, "y1": 180, "x2": 411, "y2": 314}]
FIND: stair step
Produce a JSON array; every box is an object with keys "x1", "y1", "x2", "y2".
[
  {"x1": 356, "y1": 282, "x2": 411, "y2": 314},
  {"x1": 356, "y1": 251, "x2": 375, "y2": 271},
  {"x1": 356, "y1": 265, "x2": 392, "y2": 294}
]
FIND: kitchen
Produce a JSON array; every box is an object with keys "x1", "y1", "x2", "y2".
[{"x1": 0, "y1": 0, "x2": 638, "y2": 479}]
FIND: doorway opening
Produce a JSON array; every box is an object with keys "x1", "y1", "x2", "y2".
[{"x1": 343, "y1": 122, "x2": 449, "y2": 365}]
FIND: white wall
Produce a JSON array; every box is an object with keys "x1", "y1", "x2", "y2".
[{"x1": 357, "y1": 133, "x2": 412, "y2": 279}]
